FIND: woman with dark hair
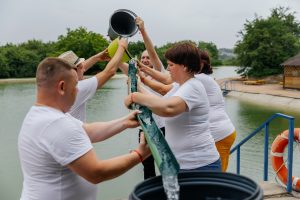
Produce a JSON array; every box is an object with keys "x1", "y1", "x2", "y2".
[
  {"x1": 195, "y1": 50, "x2": 236, "y2": 172},
  {"x1": 124, "y1": 42, "x2": 221, "y2": 171},
  {"x1": 136, "y1": 49, "x2": 236, "y2": 172},
  {"x1": 199, "y1": 50, "x2": 213, "y2": 74}
]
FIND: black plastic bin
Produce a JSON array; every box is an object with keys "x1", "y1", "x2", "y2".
[{"x1": 129, "y1": 171, "x2": 263, "y2": 200}]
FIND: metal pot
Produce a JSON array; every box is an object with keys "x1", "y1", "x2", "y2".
[{"x1": 108, "y1": 9, "x2": 138, "y2": 40}]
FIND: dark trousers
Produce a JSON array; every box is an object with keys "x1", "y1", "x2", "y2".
[{"x1": 139, "y1": 127, "x2": 165, "y2": 180}]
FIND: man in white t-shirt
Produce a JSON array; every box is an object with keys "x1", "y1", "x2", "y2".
[
  {"x1": 18, "y1": 57, "x2": 150, "y2": 200},
  {"x1": 59, "y1": 38, "x2": 128, "y2": 122}
]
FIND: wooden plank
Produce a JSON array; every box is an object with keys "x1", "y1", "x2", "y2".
[
  {"x1": 243, "y1": 80, "x2": 265, "y2": 85},
  {"x1": 285, "y1": 77, "x2": 300, "y2": 89}
]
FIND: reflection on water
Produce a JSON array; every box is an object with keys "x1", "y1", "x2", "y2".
[
  {"x1": 1, "y1": 68, "x2": 300, "y2": 200},
  {"x1": 212, "y1": 66, "x2": 239, "y2": 79},
  {"x1": 225, "y1": 96, "x2": 300, "y2": 181}
]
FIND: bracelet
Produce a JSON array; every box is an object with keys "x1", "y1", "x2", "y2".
[{"x1": 130, "y1": 149, "x2": 143, "y2": 162}]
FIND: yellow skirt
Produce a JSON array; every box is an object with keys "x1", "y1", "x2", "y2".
[{"x1": 215, "y1": 130, "x2": 237, "y2": 172}]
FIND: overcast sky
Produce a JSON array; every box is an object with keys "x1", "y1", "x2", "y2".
[{"x1": 1, "y1": 0, "x2": 300, "y2": 49}]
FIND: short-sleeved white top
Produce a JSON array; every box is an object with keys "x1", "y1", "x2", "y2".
[
  {"x1": 69, "y1": 77, "x2": 98, "y2": 122},
  {"x1": 164, "y1": 78, "x2": 219, "y2": 169},
  {"x1": 195, "y1": 74, "x2": 235, "y2": 141},
  {"x1": 18, "y1": 106, "x2": 95, "y2": 200},
  {"x1": 142, "y1": 66, "x2": 168, "y2": 128}
]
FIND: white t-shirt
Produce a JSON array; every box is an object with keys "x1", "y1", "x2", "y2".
[
  {"x1": 69, "y1": 77, "x2": 98, "y2": 122},
  {"x1": 164, "y1": 78, "x2": 219, "y2": 169},
  {"x1": 195, "y1": 74, "x2": 235, "y2": 141},
  {"x1": 142, "y1": 82, "x2": 165, "y2": 128},
  {"x1": 141, "y1": 66, "x2": 168, "y2": 129},
  {"x1": 18, "y1": 106, "x2": 95, "y2": 200}
]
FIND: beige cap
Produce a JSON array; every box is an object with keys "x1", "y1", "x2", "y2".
[{"x1": 58, "y1": 51, "x2": 85, "y2": 67}]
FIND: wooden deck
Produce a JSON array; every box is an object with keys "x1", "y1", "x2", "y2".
[{"x1": 260, "y1": 181, "x2": 300, "y2": 199}]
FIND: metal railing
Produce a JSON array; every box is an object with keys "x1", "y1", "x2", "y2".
[
  {"x1": 219, "y1": 80, "x2": 234, "y2": 96},
  {"x1": 230, "y1": 113, "x2": 295, "y2": 193}
]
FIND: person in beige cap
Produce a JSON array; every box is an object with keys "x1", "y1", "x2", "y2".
[
  {"x1": 59, "y1": 38, "x2": 128, "y2": 122},
  {"x1": 18, "y1": 57, "x2": 150, "y2": 200}
]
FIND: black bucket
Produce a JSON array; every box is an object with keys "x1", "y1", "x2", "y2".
[
  {"x1": 129, "y1": 171, "x2": 263, "y2": 200},
  {"x1": 108, "y1": 9, "x2": 138, "y2": 40}
]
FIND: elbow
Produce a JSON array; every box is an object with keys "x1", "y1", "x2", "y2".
[
  {"x1": 108, "y1": 70, "x2": 116, "y2": 78},
  {"x1": 158, "y1": 88, "x2": 169, "y2": 96},
  {"x1": 160, "y1": 107, "x2": 178, "y2": 117},
  {"x1": 88, "y1": 177, "x2": 104, "y2": 184},
  {"x1": 162, "y1": 78, "x2": 172, "y2": 85},
  {"x1": 102, "y1": 70, "x2": 116, "y2": 81},
  {"x1": 85, "y1": 172, "x2": 105, "y2": 184}
]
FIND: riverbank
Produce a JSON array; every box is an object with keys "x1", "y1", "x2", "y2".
[
  {"x1": 218, "y1": 78, "x2": 300, "y2": 110},
  {"x1": 0, "y1": 74, "x2": 127, "y2": 84},
  {"x1": 0, "y1": 78, "x2": 36, "y2": 84},
  {"x1": 2, "y1": 75, "x2": 300, "y2": 111}
]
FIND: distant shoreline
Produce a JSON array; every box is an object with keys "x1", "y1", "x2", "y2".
[
  {"x1": 2, "y1": 75, "x2": 300, "y2": 111},
  {"x1": 218, "y1": 78, "x2": 300, "y2": 111},
  {"x1": 227, "y1": 91, "x2": 300, "y2": 111},
  {"x1": 0, "y1": 74, "x2": 127, "y2": 84},
  {"x1": 0, "y1": 78, "x2": 35, "y2": 84}
]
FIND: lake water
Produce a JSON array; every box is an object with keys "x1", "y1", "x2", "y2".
[{"x1": 0, "y1": 66, "x2": 300, "y2": 200}]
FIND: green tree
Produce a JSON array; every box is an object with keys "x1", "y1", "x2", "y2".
[
  {"x1": 234, "y1": 7, "x2": 300, "y2": 77},
  {"x1": 2, "y1": 45, "x2": 40, "y2": 78},
  {"x1": 198, "y1": 41, "x2": 222, "y2": 66},
  {"x1": 20, "y1": 39, "x2": 57, "y2": 58},
  {"x1": 0, "y1": 52, "x2": 10, "y2": 78},
  {"x1": 127, "y1": 41, "x2": 145, "y2": 58},
  {"x1": 0, "y1": 41, "x2": 56, "y2": 78},
  {"x1": 156, "y1": 40, "x2": 197, "y2": 67},
  {"x1": 55, "y1": 27, "x2": 109, "y2": 74},
  {"x1": 155, "y1": 42, "x2": 173, "y2": 67}
]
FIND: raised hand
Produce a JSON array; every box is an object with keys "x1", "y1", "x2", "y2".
[
  {"x1": 135, "y1": 17, "x2": 145, "y2": 32},
  {"x1": 119, "y1": 37, "x2": 128, "y2": 50},
  {"x1": 96, "y1": 48, "x2": 110, "y2": 62}
]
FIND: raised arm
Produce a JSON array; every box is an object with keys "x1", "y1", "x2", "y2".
[
  {"x1": 118, "y1": 62, "x2": 129, "y2": 76},
  {"x1": 138, "y1": 61, "x2": 172, "y2": 84},
  {"x1": 136, "y1": 17, "x2": 164, "y2": 71},
  {"x1": 95, "y1": 38, "x2": 128, "y2": 89},
  {"x1": 139, "y1": 70, "x2": 173, "y2": 95},
  {"x1": 82, "y1": 48, "x2": 110, "y2": 72}
]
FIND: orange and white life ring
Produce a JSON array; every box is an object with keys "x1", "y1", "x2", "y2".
[{"x1": 271, "y1": 128, "x2": 300, "y2": 191}]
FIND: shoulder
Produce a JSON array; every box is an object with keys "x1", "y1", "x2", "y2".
[
  {"x1": 78, "y1": 76, "x2": 97, "y2": 89},
  {"x1": 184, "y1": 78, "x2": 205, "y2": 91},
  {"x1": 174, "y1": 79, "x2": 206, "y2": 98},
  {"x1": 195, "y1": 73, "x2": 214, "y2": 82},
  {"x1": 41, "y1": 114, "x2": 86, "y2": 146},
  {"x1": 75, "y1": 76, "x2": 98, "y2": 100},
  {"x1": 48, "y1": 114, "x2": 82, "y2": 133},
  {"x1": 195, "y1": 74, "x2": 219, "y2": 89}
]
